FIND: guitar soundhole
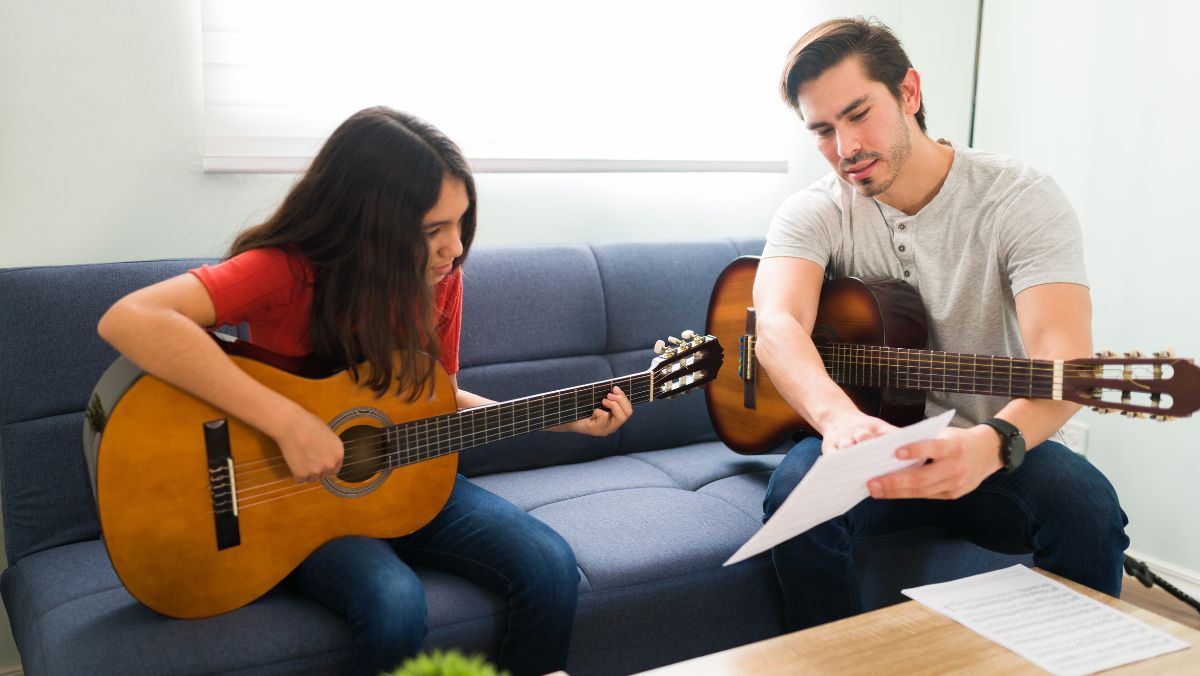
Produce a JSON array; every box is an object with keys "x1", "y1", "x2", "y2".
[{"x1": 337, "y1": 424, "x2": 386, "y2": 484}]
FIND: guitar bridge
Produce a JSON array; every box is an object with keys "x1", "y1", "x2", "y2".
[
  {"x1": 204, "y1": 419, "x2": 241, "y2": 551},
  {"x1": 740, "y1": 308, "x2": 757, "y2": 409}
]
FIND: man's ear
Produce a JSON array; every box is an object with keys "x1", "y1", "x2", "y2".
[{"x1": 900, "y1": 67, "x2": 922, "y2": 116}]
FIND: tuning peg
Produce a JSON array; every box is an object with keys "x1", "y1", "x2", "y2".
[
  {"x1": 681, "y1": 330, "x2": 696, "y2": 341},
  {"x1": 1153, "y1": 347, "x2": 1177, "y2": 358},
  {"x1": 1091, "y1": 406, "x2": 1113, "y2": 414},
  {"x1": 1125, "y1": 349, "x2": 1145, "y2": 358},
  {"x1": 1096, "y1": 349, "x2": 1117, "y2": 358},
  {"x1": 667, "y1": 336, "x2": 682, "y2": 345},
  {"x1": 654, "y1": 340, "x2": 666, "y2": 355},
  {"x1": 1151, "y1": 414, "x2": 1173, "y2": 422}
]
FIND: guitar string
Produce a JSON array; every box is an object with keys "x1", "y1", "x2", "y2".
[
  {"x1": 233, "y1": 388, "x2": 656, "y2": 499},
  {"x1": 814, "y1": 345, "x2": 1169, "y2": 376},
  {"x1": 232, "y1": 386, "x2": 659, "y2": 510},
  {"x1": 220, "y1": 347, "x2": 1165, "y2": 508},
  {"x1": 233, "y1": 383, "x2": 656, "y2": 492},
  {"x1": 823, "y1": 367, "x2": 1161, "y2": 392},
  {"x1": 814, "y1": 348, "x2": 1169, "y2": 392},
  {"x1": 229, "y1": 376, "x2": 654, "y2": 477},
  {"x1": 219, "y1": 369, "x2": 1166, "y2": 515},
  {"x1": 232, "y1": 348, "x2": 1156, "y2": 479},
  {"x1": 229, "y1": 382, "x2": 658, "y2": 501},
  {"x1": 235, "y1": 374, "x2": 1167, "y2": 511},
  {"x1": 239, "y1": 350, "x2": 1161, "y2": 489},
  {"x1": 228, "y1": 374, "x2": 651, "y2": 475},
  {"x1": 823, "y1": 348, "x2": 1171, "y2": 373}
]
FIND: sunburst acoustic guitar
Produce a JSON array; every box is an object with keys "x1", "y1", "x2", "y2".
[
  {"x1": 705, "y1": 256, "x2": 1199, "y2": 454},
  {"x1": 82, "y1": 331, "x2": 723, "y2": 619}
]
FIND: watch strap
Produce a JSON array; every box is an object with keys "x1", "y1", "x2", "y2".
[
  {"x1": 980, "y1": 417, "x2": 1024, "y2": 472},
  {"x1": 980, "y1": 417, "x2": 1019, "y2": 440}
]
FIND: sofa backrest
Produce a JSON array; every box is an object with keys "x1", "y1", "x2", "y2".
[
  {"x1": 0, "y1": 259, "x2": 215, "y2": 566},
  {"x1": 0, "y1": 238, "x2": 764, "y2": 565},
  {"x1": 455, "y1": 240, "x2": 765, "y2": 475}
]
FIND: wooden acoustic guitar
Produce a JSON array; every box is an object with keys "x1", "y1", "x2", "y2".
[
  {"x1": 705, "y1": 256, "x2": 1200, "y2": 453},
  {"x1": 82, "y1": 331, "x2": 722, "y2": 619}
]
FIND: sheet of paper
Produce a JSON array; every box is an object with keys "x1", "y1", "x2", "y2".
[
  {"x1": 903, "y1": 565, "x2": 1190, "y2": 675},
  {"x1": 723, "y1": 409, "x2": 954, "y2": 566}
]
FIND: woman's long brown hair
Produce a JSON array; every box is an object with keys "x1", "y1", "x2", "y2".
[{"x1": 228, "y1": 107, "x2": 477, "y2": 400}]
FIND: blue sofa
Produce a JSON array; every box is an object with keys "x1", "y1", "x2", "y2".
[{"x1": 0, "y1": 239, "x2": 1029, "y2": 675}]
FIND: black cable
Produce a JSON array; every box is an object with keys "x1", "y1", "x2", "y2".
[{"x1": 1124, "y1": 554, "x2": 1200, "y2": 616}]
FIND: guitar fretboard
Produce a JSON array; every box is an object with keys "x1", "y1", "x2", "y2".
[
  {"x1": 383, "y1": 372, "x2": 653, "y2": 468},
  {"x1": 818, "y1": 343, "x2": 1059, "y2": 398}
]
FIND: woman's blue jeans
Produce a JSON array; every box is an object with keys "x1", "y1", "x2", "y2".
[
  {"x1": 289, "y1": 475, "x2": 579, "y2": 676},
  {"x1": 763, "y1": 436, "x2": 1130, "y2": 631}
]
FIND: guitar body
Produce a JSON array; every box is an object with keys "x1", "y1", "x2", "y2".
[
  {"x1": 84, "y1": 350, "x2": 458, "y2": 619},
  {"x1": 705, "y1": 256, "x2": 927, "y2": 453},
  {"x1": 83, "y1": 331, "x2": 726, "y2": 619},
  {"x1": 706, "y1": 256, "x2": 1199, "y2": 453}
]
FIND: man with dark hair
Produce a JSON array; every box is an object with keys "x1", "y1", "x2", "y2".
[{"x1": 753, "y1": 17, "x2": 1129, "y2": 631}]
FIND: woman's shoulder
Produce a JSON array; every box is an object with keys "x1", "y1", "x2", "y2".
[{"x1": 217, "y1": 247, "x2": 313, "y2": 284}]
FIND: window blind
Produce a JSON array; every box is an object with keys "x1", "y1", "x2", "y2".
[{"x1": 201, "y1": 0, "x2": 794, "y2": 173}]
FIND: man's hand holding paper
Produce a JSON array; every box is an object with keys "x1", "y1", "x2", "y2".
[
  {"x1": 868, "y1": 422, "x2": 1007, "y2": 501},
  {"x1": 724, "y1": 409, "x2": 956, "y2": 567}
]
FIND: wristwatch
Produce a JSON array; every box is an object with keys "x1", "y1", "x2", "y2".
[{"x1": 980, "y1": 417, "x2": 1025, "y2": 473}]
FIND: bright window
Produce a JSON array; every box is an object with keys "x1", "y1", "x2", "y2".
[{"x1": 201, "y1": 0, "x2": 796, "y2": 173}]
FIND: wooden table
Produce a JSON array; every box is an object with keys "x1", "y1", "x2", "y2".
[{"x1": 638, "y1": 572, "x2": 1200, "y2": 675}]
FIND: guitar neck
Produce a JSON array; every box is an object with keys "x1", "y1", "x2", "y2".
[
  {"x1": 819, "y1": 343, "x2": 1064, "y2": 399},
  {"x1": 382, "y1": 372, "x2": 654, "y2": 468}
]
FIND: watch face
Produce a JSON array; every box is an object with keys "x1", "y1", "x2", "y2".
[{"x1": 1007, "y1": 432, "x2": 1026, "y2": 470}]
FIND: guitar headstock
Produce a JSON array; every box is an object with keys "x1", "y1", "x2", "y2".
[
  {"x1": 1064, "y1": 348, "x2": 1200, "y2": 420},
  {"x1": 650, "y1": 330, "x2": 723, "y2": 399}
]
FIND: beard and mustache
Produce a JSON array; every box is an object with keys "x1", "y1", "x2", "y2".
[{"x1": 839, "y1": 111, "x2": 913, "y2": 198}]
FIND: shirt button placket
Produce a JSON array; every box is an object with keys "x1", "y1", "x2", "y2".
[{"x1": 895, "y1": 218, "x2": 912, "y2": 282}]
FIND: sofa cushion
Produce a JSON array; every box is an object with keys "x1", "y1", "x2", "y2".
[
  {"x1": 0, "y1": 260, "x2": 210, "y2": 426},
  {"x1": 459, "y1": 245, "x2": 606, "y2": 367},
  {"x1": 0, "y1": 539, "x2": 519, "y2": 676}
]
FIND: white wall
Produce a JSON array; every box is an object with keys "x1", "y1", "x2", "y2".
[
  {"x1": 0, "y1": 0, "x2": 976, "y2": 671},
  {"x1": 974, "y1": 0, "x2": 1200, "y2": 585}
]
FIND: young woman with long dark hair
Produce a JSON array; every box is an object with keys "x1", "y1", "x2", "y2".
[{"x1": 98, "y1": 106, "x2": 631, "y2": 675}]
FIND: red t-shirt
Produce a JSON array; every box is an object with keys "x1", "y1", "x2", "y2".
[{"x1": 189, "y1": 247, "x2": 462, "y2": 375}]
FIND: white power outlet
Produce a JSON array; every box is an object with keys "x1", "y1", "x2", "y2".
[{"x1": 1060, "y1": 420, "x2": 1089, "y2": 456}]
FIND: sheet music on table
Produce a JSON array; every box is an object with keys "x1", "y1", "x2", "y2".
[{"x1": 903, "y1": 565, "x2": 1190, "y2": 675}]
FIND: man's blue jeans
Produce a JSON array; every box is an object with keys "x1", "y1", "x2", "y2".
[
  {"x1": 764, "y1": 436, "x2": 1130, "y2": 631},
  {"x1": 289, "y1": 475, "x2": 579, "y2": 676}
]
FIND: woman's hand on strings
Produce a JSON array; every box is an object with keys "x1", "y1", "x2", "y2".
[
  {"x1": 274, "y1": 406, "x2": 345, "y2": 483},
  {"x1": 556, "y1": 386, "x2": 633, "y2": 437}
]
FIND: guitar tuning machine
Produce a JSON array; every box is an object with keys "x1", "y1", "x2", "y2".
[
  {"x1": 1124, "y1": 349, "x2": 1145, "y2": 358},
  {"x1": 1090, "y1": 406, "x2": 1114, "y2": 415},
  {"x1": 654, "y1": 331, "x2": 705, "y2": 358},
  {"x1": 1153, "y1": 347, "x2": 1176, "y2": 358},
  {"x1": 1095, "y1": 349, "x2": 1117, "y2": 358}
]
